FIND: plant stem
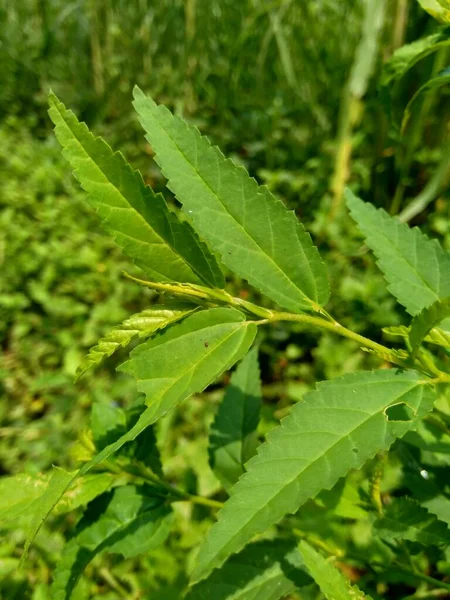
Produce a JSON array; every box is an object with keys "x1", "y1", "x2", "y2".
[{"x1": 115, "y1": 459, "x2": 224, "y2": 510}]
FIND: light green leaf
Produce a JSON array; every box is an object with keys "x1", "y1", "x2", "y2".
[
  {"x1": 76, "y1": 305, "x2": 195, "y2": 379},
  {"x1": 401, "y1": 69, "x2": 450, "y2": 135},
  {"x1": 26, "y1": 308, "x2": 256, "y2": 540},
  {"x1": 298, "y1": 540, "x2": 372, "y2": 600},
  {"x1": 409, "y1": 297, "x2": 450, "y2": 353},
  {"x1": 374, "y1": 496, "x2": 450, "y2": 546},
  {"x1": 51, "y1": 485, "x2": 172, "y2": 600},
  {"x1": 119, "y1": 307, "x2": 257, "y2": 424},
  {"x1": 417, "y1": 0, "x2": 450, "y2": 23},
  {"x1": 23, "y1": 467, "x2": 75, "y2": 561},
  {"x1": 48, "y1": 92, "x2": 224, "y2": 288},
  {"x1": 209, "y1": 347, "x2": 262, "y2": 491},
  {"x1": 346, "y1": 190, "x2": 450, "y2": 315},
  {"x1": 192, "y1": 370, "x2": 435, "y2": 583},
  {"x1": 185, "y1": 540, "x2": 311, "y2": 600},
  {"x1": 0, "y1": 473, "x2": 118, "y2": 525},
  {"x1": 132, "y1": 87, "x2": 329, "y2": 313}
]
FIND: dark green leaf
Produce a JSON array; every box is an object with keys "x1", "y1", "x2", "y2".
[
  {"x1": 374, "y1": 496, "x2": 450, "y2": 546},
  {"x1": 186, "y1": 540, "x2": 311, "y2": 600},
  {"x1": 51, "y1": 485, "x2": 172, "y2": 600},
  {"x1": 209, "y1": 347, "x2": 262, "y2": 491}
]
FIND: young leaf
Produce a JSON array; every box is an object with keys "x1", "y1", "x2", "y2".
[
  {"x1": 51, "y1": 485, "x2": 172, "y2": 600},
  {"x1": 346, "y1": 190, "x2": 450, "y2": 315},
  {"x1": 185, "y1": 540, "x2": 311, "y2": 600},
  {"x1": 119, "y1": 307, "x2": 257, "y2": 425},
  {"x1": 192, "y1": 370, "x2": 435, "y2": 583},
  {"x1": 76, "y1": 305, "x2": 196, "y2": 379},
  {"x1": 27, "y1": 308, "x2": 256, "y2": 539},
  {"x1": 374, "y1": 496, "x2": 450, "y2": 546},
  {"x1": 132, "y1": 87, "x2": 329, "y2": 313},
  {"x1": 48, "y1": 92, "x2": 224, "y2": 289},
  {"x1": 409, "y1": 297, "x2": 450, "y2": 353},
  {"x1": 298, "y1": 540, "x2": 372, "y2": 600},
  {"x1": 209, "y1": 347, "x2": 262, "y2": 491},
  {"x1": 417, "y1": 0, "x2": 450, "y2": 24}
]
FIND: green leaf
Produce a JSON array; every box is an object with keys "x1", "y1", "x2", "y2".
[
  {"x1": 298, "y1": 540, "x2": 372, "y2": 600},
  {"x1": 51, "y1": 485, "x2": 172, "y2": 600},
  {"x1": 209, "y1": 347, "x2": 262, "y2": 491},
  {"x1": 380, "y1": 31, "x2": 450, "y2": 91},
  {"x1": 48, "y1": 92, "x2": 224, "y2": 289},
  {"x1": 132, "y1": 87, "x2": 329, "y2": 313},
  {"x1": 90, "y1": 402, "x2": 127, "y2": 451},
  {"x1": 28, "y1": 308, "x2": 256, "y2": 538},
  {"x1": 192, "y1": 370, "x2": 435, "y2": 583},
  {"x1": 185, "y1": 540, "x2": 311, "y2": 600},
  {"x1": 76, "y1": 305, "x2": 196, "y2": 379},
  {"x1": 409, "y1": 297, "x2": 450, "y2": 353},
  {"x1": 374, "y1": 496, "x2": 450, "y2": 546},
  {"x1": 346, "y1": 190, "x2": 450, "y2": 315},
  {"x1": 417, "y1": 0, "x2": 450, "y2": 23},
  {"x1": 120, "y1": 307, "x2": 257, "y2": 424},
  {"x1": 0, "y1": 473, "x2": 118, "y2": 525},
  {"x1": 23, "y1": 467, "x2": 75, "y2": 561},
  {"x1": 401, "y1": 69, "x2": 450, "y2": 135}
]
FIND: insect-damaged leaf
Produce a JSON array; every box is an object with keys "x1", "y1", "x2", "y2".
[{"x1": 192, "y1": 370, "x2": 435, "y2": 583}]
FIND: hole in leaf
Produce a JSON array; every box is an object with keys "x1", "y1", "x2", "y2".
[
  {"x1": 385, "y1": 403, "x2": 414, "y2": 422},
  {"x1": 352, "y1": 448, "x2": 359, "y2": 454}
]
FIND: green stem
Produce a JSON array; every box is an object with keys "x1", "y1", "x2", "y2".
[{"x1": 115, "y1": 459, "x2": 224, "y2": 510}]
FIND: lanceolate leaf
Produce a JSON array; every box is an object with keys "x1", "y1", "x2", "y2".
[
  {"x1": 374, "y1": 496, "x2": 450, "y2": 546},
  {"x1": 51, "y1": 485, "x2": 172, "y2": 600},
  {"x1": 409, "y1": 297, "x2": 450, "y2": 353},
  {"x1": 26, "y1": 308, "x2": 256, "y2": 544},
  {"x1": 120, "y1": 308, "x2": 257, "y2": 424},
  {"x1": 192, "y1": 370, "x2": 435, "y2": 583},
  {"x1": 209, "y1": 347, "x2": 262, "y2": 491},
  {"x1": 185, "y1": 540, "x2": 311, "y2": 600},
  {"x1": 76, "y1": 305, "x2": 195, "y2": 379},
  {"x1": 346, "y1": 190, "x2": 450, "y2": 315},
  {"x1": 132, "y1": 87, "x2": 329, "y2": 313},
  {"x1": 48, "y1": 93, "x2": 224, "y2": 288},
  {"x1": 299, "y1": 540, "x2": 372, "y2": 600}
]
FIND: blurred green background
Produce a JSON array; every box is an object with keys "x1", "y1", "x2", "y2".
[{"x1": 0, "y1": 1, "x2": 449, "y2": 597}]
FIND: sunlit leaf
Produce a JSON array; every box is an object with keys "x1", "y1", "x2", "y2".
[
  {"x1": 48, "y1": 92, "x2": 224, "y2": 288},
  {"x1": 346, "y1": 190, "x2": 450, "y2": 315},
  {"x1": 133, "y1": 87, "x2": 329, "y2": 313},
  {"x1": 192, "y1": 370, "x2": 435, "y2": 583}
]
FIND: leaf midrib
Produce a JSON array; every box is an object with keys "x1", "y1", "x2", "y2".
[{"x1": 197, "y1": 379, "x2": 421, "y2": 575}]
